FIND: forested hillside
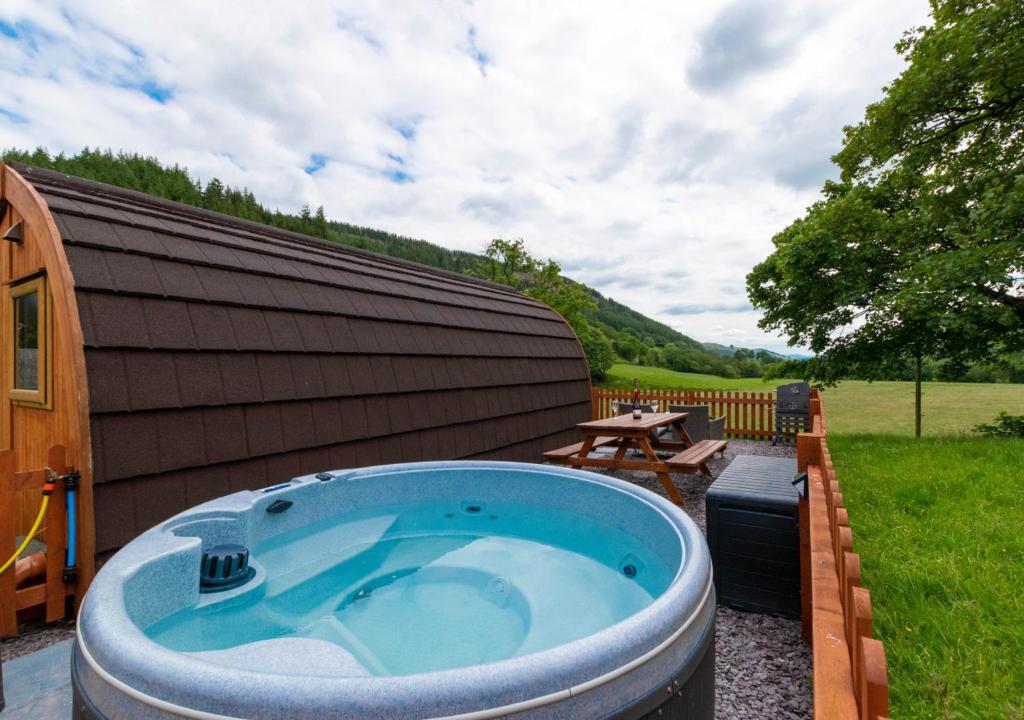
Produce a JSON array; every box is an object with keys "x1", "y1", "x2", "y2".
[{"x1": 2, "y1": 147, "x2": 780, "y2": 380}]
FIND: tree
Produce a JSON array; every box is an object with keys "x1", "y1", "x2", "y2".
[
  {"x1": 613, "y1": 334, "x2": 645, "y2": 363},
  {"x1": 748, "y1": 0, "x2": 1024, "y2": 436},
  {"x1": 478, "y1": 238, "x2": 613, "y2": 379},
  {"x1": 314, "y1": 205, "x2": 328, "y2": 238},
  {"x1": 479, "y1": 238, "x2": 538, "y2": 288}
]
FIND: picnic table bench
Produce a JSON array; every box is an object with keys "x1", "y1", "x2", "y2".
[{"x1": 543, "y1": 412, "x2": 727, "y2": 507}]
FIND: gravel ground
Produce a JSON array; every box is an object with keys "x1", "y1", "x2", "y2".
[
  {"x1": 0, "y1": 617, "x2": 75, "y2": 662},
  {"x1": 2, "y1": 441, "x2": 812, "y2": 720},
  {"x1": 600, "y1": 439, "x2": 812, "y2": 720}
]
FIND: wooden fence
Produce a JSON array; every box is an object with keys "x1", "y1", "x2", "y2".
[
  {"x1": 798, "y1": 391, "x2": 890, "y2": 720},
  {"x1": 0, "y1": 445, "x2": 81, "y2": 637},
  {"x1": 591, "y1": 388, "x2": 776, "y2": 440}
]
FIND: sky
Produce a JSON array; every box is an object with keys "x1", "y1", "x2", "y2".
[{"x1": 0, "y1": 1, "x2": 931, "y2": 354}]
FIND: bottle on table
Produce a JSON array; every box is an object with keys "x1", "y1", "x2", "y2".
[{"x1": 632, "y1": 378, "x2": 642, "y2": 420}]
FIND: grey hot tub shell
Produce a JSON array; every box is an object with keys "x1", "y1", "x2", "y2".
[{"x1": 71, "y1": 461, "x2": 716, "y2": 719}]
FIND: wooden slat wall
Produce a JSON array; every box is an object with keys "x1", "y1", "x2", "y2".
[
  {"x1": 591, "y1": 388, "x2": 775, "y2": 439},
  {"x1": 798, "y1": 391, "x2": 891, "y2": 720}
]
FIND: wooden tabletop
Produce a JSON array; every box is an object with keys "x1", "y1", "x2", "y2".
[{"x1": 576, "y1": 412, "x2": 687, "y2": 433}]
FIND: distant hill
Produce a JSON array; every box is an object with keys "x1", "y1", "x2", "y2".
[
  {"x1": 593, "y1": 293, "x2": 702, "y2": 348},
  {"x1": 702, "y1": 341, "x2": 811, "y2": 361},
  {"x1": 1, "y1": 147, "x2": 706, "y2": 352}
]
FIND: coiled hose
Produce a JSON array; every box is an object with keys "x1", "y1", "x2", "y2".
[
  {"x1": 0, "y1": 495, "x2": 49, "y2": 577},
  {"x1": 0, "y1": 472, "x2": 56, "y2": 577}
]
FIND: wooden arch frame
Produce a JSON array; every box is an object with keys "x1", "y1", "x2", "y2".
[{"x1": 0, "y1": 163, "x2": 95, "y2": 634}]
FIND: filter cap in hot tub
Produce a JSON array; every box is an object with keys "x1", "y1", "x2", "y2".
[{"x1": 200, "y1": 544, "x2": 255, "y2": 593}]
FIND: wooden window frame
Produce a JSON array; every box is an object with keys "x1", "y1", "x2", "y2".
[{"x1": 9, "y1": 273, "x2": 51, "y2": 409}]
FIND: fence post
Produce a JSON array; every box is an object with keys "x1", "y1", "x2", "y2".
[
  {"x1": 43, "y1": 446, "x2": 69, "y2": 623},
  {"x1": 0, "y1": 450, "x2": 16, "y2": 637},
  {"x1": 860, "y1": 637, "x2": 890, "y2": 720}
]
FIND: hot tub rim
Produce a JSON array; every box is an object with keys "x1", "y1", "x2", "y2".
[{"x1": 76, "y1": 461, "x2": 713, "y2": 719}]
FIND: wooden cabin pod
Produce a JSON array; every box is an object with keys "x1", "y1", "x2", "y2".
[{"x1": 0, "y1": 162, "x2": 591, "y2": 627}]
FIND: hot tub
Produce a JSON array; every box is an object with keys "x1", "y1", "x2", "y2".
[{"x1": 72, "y1": 461, "x2": 715, "y2": 719}]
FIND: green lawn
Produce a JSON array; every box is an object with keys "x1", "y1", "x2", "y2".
[
  {"x1": 832, "y1": 436, "x2": 1024, "y2": 719},
  {"x1": 604, "y1": 362, "x2": 796, "y2": 391},
  {"x1": 603, "y1": 363, "x2": 1024, "y2": 435}
]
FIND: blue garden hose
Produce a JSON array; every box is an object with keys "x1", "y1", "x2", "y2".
[{"x1": 63, "y1": 472, "x2": 80, "y2": 584}]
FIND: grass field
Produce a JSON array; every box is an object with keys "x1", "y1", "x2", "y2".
[
  {"x1": 603, "y1": 363, "x2": 1024, "y2": 435},
  {"x1": 602, "y1": 362, "x2": 795, "y2": 391},
  {"x1": 833, "y1": 436, "x2": 1024, "y2": 719}
]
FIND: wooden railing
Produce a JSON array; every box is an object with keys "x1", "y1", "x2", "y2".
[
  {"x1": 591, "y1": 388, "x2": 776, "y2": 440},
  {"x1": 798, "y1": 391, "x2": 890, "y2": 720},
  {"x1": 0, "y1": 445, "x2": 82, "y2": 637}
]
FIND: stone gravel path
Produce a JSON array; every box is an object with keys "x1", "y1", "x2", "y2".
[{"x1": 599, "y1": 439, "x2": 812, "y2": 720}]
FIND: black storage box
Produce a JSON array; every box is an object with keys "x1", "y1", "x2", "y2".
[{"x1": 705, "y1": 455, "x2": 801, "y2": 619}]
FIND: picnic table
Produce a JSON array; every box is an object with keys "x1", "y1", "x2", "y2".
[{"x1": 543, "y1": 412, "x2": 727, "y2": 507}]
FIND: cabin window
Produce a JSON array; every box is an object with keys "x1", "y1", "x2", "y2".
[{"x1": 10, "y1": 275, "x2": 49, "y2": 407}]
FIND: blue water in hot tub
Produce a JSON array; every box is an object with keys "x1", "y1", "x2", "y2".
[{"x1": 145, "y1": 500, "x2": 677, "y2": 676}]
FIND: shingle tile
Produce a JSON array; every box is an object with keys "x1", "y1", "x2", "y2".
[
  {"x1": 64, "y1": 245, "x2": 114, "y2": 289},
  {"x1": 256, "y1": 354, "x2": 296, "y2": 401},
  {"x1": 228, "y1": 307, "x2": 274, "y2": 351},
  {"x1": 244, "y1": 404, "x2": 285, "y2": 456},
  {"x1": 125, "y1": 352, "x2": 180, "y2": 410},
  {"x1": 235, "y1": 273, "x2": 278, "y2": 307},
  {"x1": 96, "y1": 413, "x2": 160, "y2": 480},
  {"x1": 319, "y1": 356, "x2": 353, "y2": 396},
  {"x1": 174, "y1": 353, "x2": 225, "y2": 406},
  {"x1": 228, "y1": 458, "x2": 265, "y2": 494},
  {"x1": 107, "y1": 253, "x2": 164, "y2": 295},
  {"x1": 294, "y1": 315, "x2": 333, "y2": 352},
  {"x1": 312, "y1": 398, "x2": 345, "y2": 446},
  {"x1": 264, "y1": 453, "x2": 301, "y2": 485},
  {"x1": 56, "y1": 215, "x2": 121, "y2": 248},
  {"x1": 197, "y1": 241, "x2": 243, "y2": 268},
  {"x1": 156, "y1": 408, "x2": 207, "y2": 471},
  {"x1": 218, "y1": 353, "x2": 262, "y2": 404},
  {"x1": 151, "y1": 259, "x2": 207, "y2": 300},
  {"x1": 87, "y1": 293, "x2": 150, "y2": 347},
  {"x1": 346, "y1": 355, "x2": 377, "y2": 395},
  {"x1": 187, "y1": 304, "x2": 237, "y2": 351},
  {"x1": 264, "y1": 312, "x2": 304, "y2": 352},
  {"x1": 195, "y1": 267, "x2": 246, "y2": 304},
  {"x1": 338, "y1": 397, "x2": 368, "y2": 440},
  {"x1": 265, "y1": 277, "x2": 307, "y2": 310},
  {"x1": 324, "y1": 316, "x2": 356, "y2": 352},
  {"x1": 93, "y1": 481, "x2": 136, "y2": 550},
  {"x1": 280, "y1": 401, "x2": 316, "y2": 452},
  {"x1": 183, "y1": 466, "x2": 230, "y2": 508},
  {"x1": 155, "y1": 232, "x2": 209, "y2": 263},
  {"x1": 84, "y1": 350, "x2": 130, "y2": 414},
  {"x1": 290, "y1": 355, "x2": 325, "y2": 398},
  {"x1": 109, "y1": 224, "x2": 168, "y2": 257},
  {"x1": 142, "y1": 299, "x2": 197, "y2": 350},
  {"x1": 362, "y1": 396, "x2": 392, "y2": 438},
  {"x1": 202, "y1": 406, "x2": 248, "y2": 464}
]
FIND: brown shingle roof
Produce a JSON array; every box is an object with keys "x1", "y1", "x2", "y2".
[{"x1": 13, "y1": 164, "x2": 591, "y2": 551}]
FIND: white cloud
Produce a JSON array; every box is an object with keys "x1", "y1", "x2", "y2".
[{"x1": 0, "y1": 0, "x2": 931, "y2": 352}]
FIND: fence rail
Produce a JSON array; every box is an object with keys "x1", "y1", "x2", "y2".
[
  {"x1": 799, "y1": 392, "x2": 890, "y2": 720},
  {"x1": 591, "y1": 388, "x2": 776, "y2": 440}
]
